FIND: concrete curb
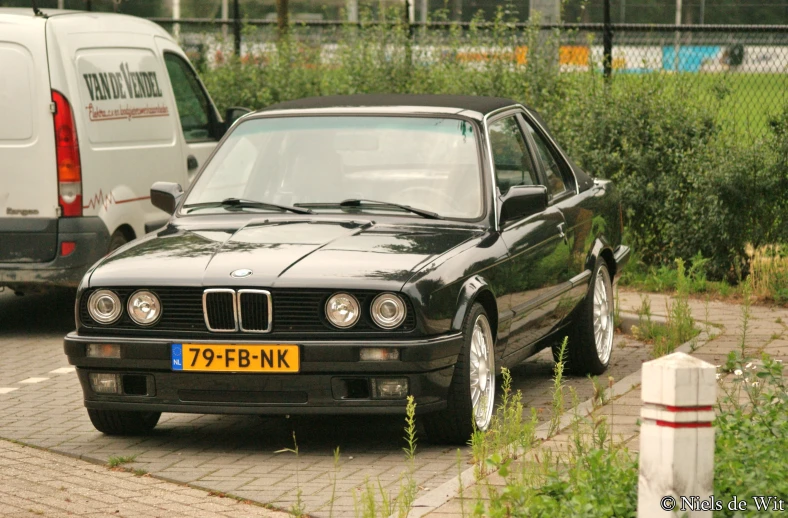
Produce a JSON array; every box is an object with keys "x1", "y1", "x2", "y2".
[{"x1": 405, "y1": 311, "x2": 714, "y2": 517}]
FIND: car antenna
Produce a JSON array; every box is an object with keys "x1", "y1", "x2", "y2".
[{"x1": 31, "y1": 0, "x2": 46, "y2": 17}]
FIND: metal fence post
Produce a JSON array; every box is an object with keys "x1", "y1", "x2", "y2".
[
  {"x1": 603, "y1": 0, "x2": 613, "y2": 79},
  {"x1": 233, "y1": 0, "x2": 241, "y2": 56},
  {"x1": 638, "y1": 352, "x2": 716, "y2": 517}
]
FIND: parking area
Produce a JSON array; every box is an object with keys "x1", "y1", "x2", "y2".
[{"x1": 0, "y1": 289, "x2": 650, "y2": 516}]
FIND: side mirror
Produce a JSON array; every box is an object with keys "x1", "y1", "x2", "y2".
[
  {"x1": 499, "y1": 185, "x2": 548, "y2": 227},
  {"x1": 151, "y1": 182, "x2": 183, "y2": 215},
  {"x1": 224, "y1": 106, "x2": 251, "y2": 132}
]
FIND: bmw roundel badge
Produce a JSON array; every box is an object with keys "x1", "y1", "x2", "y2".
[{"x1": 230, "y1": 269, "x2": 253, "y2": 278}]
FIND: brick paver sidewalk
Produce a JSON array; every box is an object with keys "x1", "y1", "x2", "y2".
[
  {"x1": 423, "y1": 291, "x2": 788, "y2": 516},
  {"x1": 0, "y1": 439, "x2": 289, "y2": 518}
]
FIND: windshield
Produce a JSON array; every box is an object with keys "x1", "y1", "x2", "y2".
[{"x1": 184, "y1": 116, "x2": 483, "y2": 219}]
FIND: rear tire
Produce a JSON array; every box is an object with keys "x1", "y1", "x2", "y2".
[
  {"x1": 423, "y1": 303, "x2": 495, "y2": 445},
  {"x1": 87, "y1": 409, "x2": 160, "y2": 435},
  {"x1": 554, "y1": 258, "x2": 614, "y2": 376}
]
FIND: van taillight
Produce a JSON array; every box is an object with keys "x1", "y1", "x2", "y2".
[{"x1": 52, "y1": 90, "x2": 82, "y2": 217}]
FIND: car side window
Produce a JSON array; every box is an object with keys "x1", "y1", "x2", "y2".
[
  {"x1": 521, "y1": 119, "x2": 568, "y2": 197},
  {"x1": 163, "y1": 53, "x2": 213, "y2": 142},
  {"x1": 488, "y1": 116, "x2": 539, "y2": 196}
]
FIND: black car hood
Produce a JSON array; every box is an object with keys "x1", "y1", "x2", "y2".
[{"x1": 88, "y1": 219, "x2": 481, "y2": 290}]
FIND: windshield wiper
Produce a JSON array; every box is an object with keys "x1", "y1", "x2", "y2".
[
  {"x1": 337, "y1": 199, "x2": 443, "y2": 220},
  {"x1": 183, "y1": 198, "x2": 313, "y2": 215}
]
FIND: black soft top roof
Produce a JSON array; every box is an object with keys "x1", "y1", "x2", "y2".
[{"x1": 262, "y1": 94, "x2": 520, "y2": 115}]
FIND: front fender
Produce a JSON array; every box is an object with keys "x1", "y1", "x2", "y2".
[{"x1": 450, "y1": 275, "x2": 492, "y2": 333}]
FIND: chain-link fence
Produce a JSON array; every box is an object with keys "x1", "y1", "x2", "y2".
[{"x1": 151, "y1": 19, "x2": 788, "y2": 138}]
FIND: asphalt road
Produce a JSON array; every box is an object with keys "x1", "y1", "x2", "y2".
[{"x1": 0, "y1": 289, "x2": 650, "y2": 516}]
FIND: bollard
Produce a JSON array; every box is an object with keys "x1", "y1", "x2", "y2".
[{"x1": 638, "y1": 352, "x2": 716, "y2": 517}]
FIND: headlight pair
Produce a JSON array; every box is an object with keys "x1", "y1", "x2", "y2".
[
  {"x1": 324, "y1": 292, "x2": 406, "y2": 330},
  {"x1": 87, "y1": 289, "x2": 161, "y2": 326}
]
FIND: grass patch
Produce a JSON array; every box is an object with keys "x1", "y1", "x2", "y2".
[{"x1": 106, "y1": 455, "x2": 137, "y2": 468}]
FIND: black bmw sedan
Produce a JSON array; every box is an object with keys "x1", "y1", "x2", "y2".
[{"x1": 64, "y1": 95, "x2": 630, "y2": 444}]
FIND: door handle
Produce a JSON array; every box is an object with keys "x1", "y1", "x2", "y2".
[
  {"x1": 557, "y1": 222, "x2": 568, "y2": 243},
  {"x1": 187, "y1": 155, "x2": 199, "y2": 171}
]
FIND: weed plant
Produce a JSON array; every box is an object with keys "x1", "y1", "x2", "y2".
[
  {"x1": 106, "y1": 455, "x2": 137, "y2": 468},
  {"x1": 715, "y1": 354, "x2": 788, "y2": 515},
  {"x1": 630, "y1": 261, "x2": 698, "y2": 358}
]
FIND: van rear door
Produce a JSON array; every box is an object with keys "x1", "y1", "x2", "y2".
[
  {"x1": 47, "y1": 14, "x2": 185, "y2": 239},
  {"x1": 0, "y1": 14, "x2": 59, "y2": 262}
]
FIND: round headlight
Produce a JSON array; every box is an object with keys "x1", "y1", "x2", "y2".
[
  {"x1": 127, "y1": 290, "x2": 162, "y2": 326},
  {"x1": 87, "y1": 289, "x2": 122, "y2": 325},
  {"x1": 371, "y1": 293, "x2": 407, "y2": 329},
  {"x1": 325, "y1": 293, "x2": 360, "y2": 328}
]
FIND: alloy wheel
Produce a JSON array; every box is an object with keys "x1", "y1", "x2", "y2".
[
  {"x1": 469, "y1": 313, "x2": 495, "y2": 430},
  {"x1": 593, "y1": 267, "x2": 614, "y2": 365}
]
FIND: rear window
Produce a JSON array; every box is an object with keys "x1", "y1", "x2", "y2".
[
  {"x1": 0, "y1": 43, "x2": 35, "y2": 141},
  {"x1": 75, "y1": 48, "x2": 175, "y2": 144}
]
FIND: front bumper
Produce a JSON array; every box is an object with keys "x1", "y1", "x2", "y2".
[
  {"x1": 0, "y1": 217, "x2": 110, "y2": 289},
  {"x1": 64, "y1": 332, "x2": 463, "y2": 415}
]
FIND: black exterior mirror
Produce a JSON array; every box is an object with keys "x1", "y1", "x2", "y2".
[
  {"x1": 499, "y1": 185, "x2": 548, "y2": 226},
  {"x1": 151, "y1": 182, "x2": 183, "y2": 215},
  {"x1": 224, "y1": 106, "x2": 251, "y2": 132}
]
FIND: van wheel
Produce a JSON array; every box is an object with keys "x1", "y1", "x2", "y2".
[
  {"x1": 108, "y1": 231, "x2": 128, "y2": 252},
  {"x1": 87, "y1": 409, "x2": 160, "y2": 435},
  {"x1": 554, "y1": 257, "x2": 614, "y2": 376},
  {"x1": 423, "y1": 303, "x2": 495, "y2": 444}
]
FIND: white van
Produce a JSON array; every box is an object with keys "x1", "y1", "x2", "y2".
[{"x1": 0, "y1": 8, "x2": 245, "y2": 294}]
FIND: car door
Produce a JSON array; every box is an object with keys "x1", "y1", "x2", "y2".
[
  {"x1": 487, "y1": 113, "x2": 571, "y2": 361},
  {"x1": 155, "y1": 37, "x2": 222, "y2": 184},
  {"x1": 520, "y1": 113, "x2": 590, "y2": 321}
]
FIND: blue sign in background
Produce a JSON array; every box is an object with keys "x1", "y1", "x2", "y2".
[
  {"x1": 171, "y1": 343, "x2": 183, "y2": 371},
  {"x1": 663, "y1": 46, "x2": 722, "y2": 72}
]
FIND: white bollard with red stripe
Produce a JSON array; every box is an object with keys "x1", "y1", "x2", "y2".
[{"x1": 638, "y1": 352, "x2": 717, "y2": 517}]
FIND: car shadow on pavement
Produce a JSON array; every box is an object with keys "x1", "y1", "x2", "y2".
[{"x1": 0, "y1": 289, "x2": 76, "y2": 336}]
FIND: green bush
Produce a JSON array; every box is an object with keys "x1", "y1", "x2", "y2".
[{"x1": 195, "y1": 16, "x2": 788, "y2": 280}]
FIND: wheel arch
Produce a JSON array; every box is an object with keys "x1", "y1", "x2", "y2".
[
  {"x1": 113, "y1": 224, "x2": 136, "y2": 242},
  {"x1": 589, "y1": 238, "x2": 617, "y2": 279},
  {"x1": 450, "y1": 275, "x2": 499, "y2": 342}
]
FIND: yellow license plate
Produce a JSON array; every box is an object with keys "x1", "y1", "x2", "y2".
[{"x1": 171, "y1": 344, "x2": 299, "y2": 373}]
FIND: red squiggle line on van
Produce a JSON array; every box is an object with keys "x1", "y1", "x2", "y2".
[{"x1": 82, "y1": 190, "x2": 150, "y2": 211}]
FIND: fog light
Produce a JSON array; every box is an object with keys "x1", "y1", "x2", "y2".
[
  {"x1": 360, "y1": 348, "x2": 400, "y2": 361},
  {"x1": 86, "y1": 344, "x2": 121, "y2": 359},
  {"x1": 89, "y1": 373, "x2": 120, "y2": 394},
  {"x1": 371, "y1": 378, "x2": 408, "y2": 399}
]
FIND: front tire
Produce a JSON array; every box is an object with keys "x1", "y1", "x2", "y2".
[
  {"x1": 87, "y1": 409, "x2": 161, "y2": 435},
  {"x1": 423, "y1": 303, "x2": 495, "y2": 444},
  {"x1": 556, "y1": 258, "x2": 614, "y2": 376},
  {"x1": 108, "y1": 229, "x2": 130, "y2": 252}
]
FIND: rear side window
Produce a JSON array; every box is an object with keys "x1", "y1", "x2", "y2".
[
  {"x1": 488, "y1": 116, "x2": 539, "y2": 196},
  {"x1": 0, "y1": 44, "x2": 34, "y2": 141},
  {"x1": 164, "y1": 53, "x2": 213, "y2": 141},
  {"x1": 522, "y1": 120, "x2": 568, "y2": 197}
]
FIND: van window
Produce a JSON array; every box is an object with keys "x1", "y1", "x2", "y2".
[
  {"x1": 164, "y1": 53, "x2": 213, "y2": 142},
  {"x1": 0, "y1": 44, "x2": 34, "y2": 141}
]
